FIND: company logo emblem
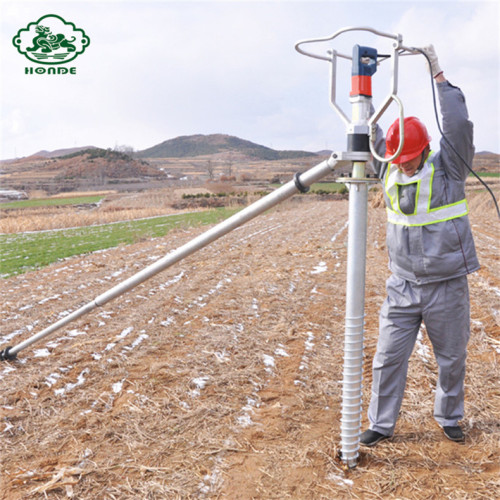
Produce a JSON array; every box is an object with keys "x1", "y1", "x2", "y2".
[{"x1": 13, "y1": 14, "x2": 90, "y2": 65}]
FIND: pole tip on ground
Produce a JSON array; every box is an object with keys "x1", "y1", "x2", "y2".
[{"x1": 0, "y1": 347, "x2": 17, "y2": 361}]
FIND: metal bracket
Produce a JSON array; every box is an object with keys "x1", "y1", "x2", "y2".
[
  {"x1": 336, "y1": 176, "x2": 380, "y2": 184},
  {"x1": 330, "y1": 151, "x2": 371, "y2": 162}
]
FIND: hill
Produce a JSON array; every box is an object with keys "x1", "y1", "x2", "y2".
[
  {"x1": 53, "y1": 148, "x2": 162, "y2": 182},
  {"x1": 473, "y1": 151, "x2": 500, "y2": 172},
  {"x1": 136, "y1": 134, "x2": 318, "y2": 160},
  {"x1": 31, "y1": 146, "x2": 98, "y2": 159},
  {"x1": 0, "y1": 148, "x2": 164, "y2": 195}
]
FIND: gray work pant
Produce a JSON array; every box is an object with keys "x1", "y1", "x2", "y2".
[{"x1": 368, "y1": 274, "x2": 470, "y2": 436}]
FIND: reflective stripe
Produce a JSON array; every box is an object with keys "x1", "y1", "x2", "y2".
[{"x1": 384, "y1": 153, "x2": 469, "y2": 226}]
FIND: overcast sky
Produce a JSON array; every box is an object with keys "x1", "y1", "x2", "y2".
[{"x1": 1, "y1": 0, "x2": 499, "y2": 160}]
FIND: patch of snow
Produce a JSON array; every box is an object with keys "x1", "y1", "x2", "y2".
[
  {"x1": 331, "y1": 220, "x2": 349, "y2": 243},
  {"x1": 3, "y1": 421, "x2": 14, "y2": 433},
  {"x1": 54, "y1": 368, "x2": 89, "y2": 396},
  {"x1": 274, "y1": 347, "x2": 289, "y2": 357},
  {"x1": 327, "y1": 473, "x2": 354, "y2": 487},
  {"x1": 106, "y1": 269, "x2": 124, "y2": 279},
  {"x1": 252, "y1": 298, "x2": 259, "y2": 317},
  {"x1": 311, "y1": 261, "x2": 327, "y2": 274},
  {"x1": 190, "y1": 376, "x2": 209, "y2": 397},
  {"x1": 68, "y1": 329, "x2": 86, "y2": 337},
  {"x1": 98, "y1": 311, "x2": 114, "y2": 319},
  {"x1": 161, "y1": 317, "x2": 174, "y2": 327},
  {"x1": 305, "y1": 332, "x2": 315, "y2": 351},
  {"x1": 112, "y1": 381, "x2": 123, "y2": 394},
  {"x1": 263, "y1": 354, "x2": 275, "y2": 368},
  {"x1": 122, "y1": 333, "x2": 149, "y2": 352},
  {"x1": 117, "y1": 326, "x2": 133, "y2": 339},
  {"x1": 159, "y1": 271, "x2": 184, "y2": 290},
  {"x1": 198, "y1": 465, "x2": 222, "y2": 496},
  {"x1": 236, "y1": 413, "x2": 254, "y2": 428},
  {"x1": 38, "y1": 294, "x2": 61, "y2": 304},
  {"x1": 33, "y1": 348, "x2": 51, "y2": 357},
  {"x1": 1, "y1": 328, "x2": 25, "y2": 344},
  {"x1": 192, "y1": 376, "x2": 209, "y2": 389},
  {"x1": 45, "y1": 372, "x2": 61, "y2": 386}
]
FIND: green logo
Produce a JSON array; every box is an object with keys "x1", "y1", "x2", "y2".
[{"x1": 13, "y1": 14, "x2": 90, "y2": 65}]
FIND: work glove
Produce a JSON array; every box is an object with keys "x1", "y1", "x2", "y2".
[{"x1": 421, "y1": 44, "x2": 442, "y2": 78}]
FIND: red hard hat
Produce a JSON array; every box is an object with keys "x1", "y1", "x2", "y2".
[{"x1": 385, "y1": 116, "x2": 431, "y2": 164}]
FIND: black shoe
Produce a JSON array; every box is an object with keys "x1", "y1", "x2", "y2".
[
  {"x1": 360, "y1": 429, "x2": 391, "y2": 447},
  {"x1": 443, "y1": 425, "x2": 465, "y2": 442}
]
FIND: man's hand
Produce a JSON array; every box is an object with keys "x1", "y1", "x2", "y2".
[{"x1": 422, "y1": 44, "x2": 443, "y2": 78}]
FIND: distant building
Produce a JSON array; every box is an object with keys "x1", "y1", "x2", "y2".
[{"x1": 0, "y1": 189, "x2": 28, "y2": 201}]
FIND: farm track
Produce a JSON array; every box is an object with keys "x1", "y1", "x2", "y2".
[{"x1": 0, "y1": 196, "x2": 499, "y2": 499}]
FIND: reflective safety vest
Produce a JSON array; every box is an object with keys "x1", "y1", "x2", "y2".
[{"x1": 384, "y1": 153, "x2": 469, "y2": 226}]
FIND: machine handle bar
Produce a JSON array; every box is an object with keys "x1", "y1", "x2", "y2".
[
  {"x1": 295, "y1": 26, "x2": 420, "y2": 61},
  {"x1": 295, "y1": 26, "x2": 402, "y2": 61},
  {"x1": 295, "y1": 26, "x2": 421, "y2": 164}
]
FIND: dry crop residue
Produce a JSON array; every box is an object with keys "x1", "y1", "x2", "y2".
[{"x1": 0, "y1": 195, "x2": 499, "y2": 499}]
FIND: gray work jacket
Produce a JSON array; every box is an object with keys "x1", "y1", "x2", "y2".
[{"x1": 373, "y1": 81, "x2": 480, "y2": 284}]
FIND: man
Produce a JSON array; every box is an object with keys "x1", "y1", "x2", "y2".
[{"x1": 360, "y1": 45, "x2": 479, "y2": 447}]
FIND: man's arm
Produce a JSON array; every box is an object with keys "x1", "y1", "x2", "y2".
[{"x1": 423, "y1": 45, "x2": 475, "y2": 181}]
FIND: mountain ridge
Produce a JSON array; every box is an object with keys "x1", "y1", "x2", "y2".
[
  {"x1": 3, "y1": 134, "x2": 498, "y2": 165},
  {"x1": 135, "y1": 134, "x2": 318, "y2": 160}
]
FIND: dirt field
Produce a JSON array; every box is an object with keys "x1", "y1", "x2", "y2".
[{"x1": 0, "y1": 191, "x2": 499, "y2": 499}]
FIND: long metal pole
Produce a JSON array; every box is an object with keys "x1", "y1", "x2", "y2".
[
  {"x1": 338, "y1": 74, "x2": 373, "y2": 466},
  {"x1": 340, "y1": 162, "x2": 369, "y2": 468},
  {"x1": 1, "y1": 155, "x2": 350, "y2": 360}
]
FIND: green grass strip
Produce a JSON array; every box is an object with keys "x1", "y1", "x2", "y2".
[
  {"x1": 309, "y1": 182, "x2": 347, "y2": 194},
  {"x1": 0, "y1": 207, "x2": 239, "y2": 278},
  {"x1": 469, "y1": 171, "x2": 499, "y2": 178},
  {"x1": 1, "y1": 195, "x2": 104, "y2": 209}
]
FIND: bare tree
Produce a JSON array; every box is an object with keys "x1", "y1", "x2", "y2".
[
  {"x1": 225, "y1": 159, "x2": 233, "y2": 177},
  {"x1": 114, "y1": 144, "x2": 135, "y2": 155},
  {"x1": 206, "y1": 159, "x2": 215, "y2": 180}
]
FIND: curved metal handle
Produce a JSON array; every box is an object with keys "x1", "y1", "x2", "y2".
[
  {"x1": 295, "y1": 26, "x2": 402, "y2": 61},
  {"x1": 369, "y1": 94, "x2": 405, "y2": 163}
]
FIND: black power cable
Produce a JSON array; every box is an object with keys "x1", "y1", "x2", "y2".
[{"x1": 414, "y1": 48, "x2": 500, "y2": 219}]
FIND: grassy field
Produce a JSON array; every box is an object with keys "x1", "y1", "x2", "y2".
[
  {"x1": 1, "y1": 195, "x2": 105, "y2": 209},
  {"x1": 0, "y1": 207, "x2": 239, "y2": 278},
  {"x1": 472, "y1": 171, "x2": 500, "y2": 177}
]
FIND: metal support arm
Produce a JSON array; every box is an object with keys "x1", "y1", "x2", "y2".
[{"x1": 1, "y1": 154, "x2": 353, "y2": 361}]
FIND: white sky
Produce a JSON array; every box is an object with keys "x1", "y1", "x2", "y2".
[{"x1": 1, "y1": 0, "x2": 499, "y2": 159}]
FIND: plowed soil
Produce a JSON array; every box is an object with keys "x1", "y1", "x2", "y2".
[{"x1": 1, "y1": 193, "x2": 499, "y2": 499}]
